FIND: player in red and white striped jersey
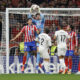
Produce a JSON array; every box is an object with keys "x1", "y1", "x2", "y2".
[
  {"x1": 21, "y1": 22, "x2": 37, "y2": 42},
  {"x1": 64, "y1": 25, "x2": 78, "y2": 74},
  {"x1": 10, "y1": 18, "x2": 39, "y2": 71},
  {"x1": 68, "y1": 29, "x2": 78, "y2": 51}
]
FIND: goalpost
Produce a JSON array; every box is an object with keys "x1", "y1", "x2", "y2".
[
  {"x1": 0, "y1": 12, "x2": 6, "y2": 74},
  {"x1": 5, "y1": 8, "x2": 80, "y2": 74}
]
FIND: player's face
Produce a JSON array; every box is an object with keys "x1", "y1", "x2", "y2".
[
  {"x1": 66, "y1": 25, "x2": 71, "y2": 31},
  {"x1": 27, "y1": 19, "x2": 32, "y2": 25},
  {"x1": 36, "y1": 14, "x2": 41, "y2": 20}
]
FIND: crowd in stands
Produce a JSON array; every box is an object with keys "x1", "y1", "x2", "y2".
[{"x1": 0, "y1": 0, "x2": 80, "y2": 11}]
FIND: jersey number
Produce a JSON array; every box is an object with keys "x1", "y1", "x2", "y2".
[
  {"x1": 41, "y1": 38, "x2": 44, "y2": 45},
  {"x1": 61, "y1": 35, "x2": 66, "y2": 42}
]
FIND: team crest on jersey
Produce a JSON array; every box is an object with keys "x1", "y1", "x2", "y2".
[{"x1": 28, "y1": 30, "x2": 32, "y2": 35}]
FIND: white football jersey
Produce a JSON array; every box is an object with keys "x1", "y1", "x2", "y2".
[
  {"x1": 38, "y1": 33, "x2": 51, "y2": 48},
  {"x1": 55, "y1": 30, "x2": 69, "y2": 48}
]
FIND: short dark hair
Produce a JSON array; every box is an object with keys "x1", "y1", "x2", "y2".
[
  {"x1": 36, "y1": 13, "x2": 40, "y2": 17},
  {"x1": 60, "y1": 26, "x2": 66, "y2": 29},
  {"x1": 44, "y1": 28, "x2": 50, "y2": 34},
  {"x1": 27, "y1": 18, "x2": 32, "y2": 22},
  {"x1": 70, "y1": 25, "x2": 74, "y2": 30}
]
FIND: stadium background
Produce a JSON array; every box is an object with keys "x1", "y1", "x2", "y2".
[
  {"x1": 0, "y1": 0, "x2": 80, "y2": 80},
  {"x1": 0, "y1": 0, "x2": 80, "y2": 46}
]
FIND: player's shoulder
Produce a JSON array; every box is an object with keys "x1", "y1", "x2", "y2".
[
  {"x1": 55, "y1": 30, "x2": 60, "y2": 34},
  {"x1": 60, "y1": 30, "x2": 67, "y2": 33},
  {"x1": 48, "y1": 35, "x2": 51, "y2": 40},
  {"x1": 72, "y1": 31, "x2": 77, "y2": 36},
  {"x1": 55, "y1": 30, "x2": 59, "y2": 33},
  {"x1": 44, "y1": 33, "x2": 51, "y2": 39},
  {"x1": 23, "y1": 25, "x2": 27, "y2": 28},
  {"x1": 72, "y1": 31, "x2": 76, "y2": 34},
  {"x1": 62, "y1": 30, "x2": 67, "y2": 33},
  {"x1": 39, "y1": 33, "x2": 45, "y2": 36},
  {"x1": 39, "y1": 33, "x2": 48, "y2": 37},
  {"x1": 33, "y1": 25, "x2": 37, "y2": 27}
]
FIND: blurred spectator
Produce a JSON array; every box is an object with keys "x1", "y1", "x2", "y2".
[
  {"x1": 6, "y1": 0, "x2": 12, "y2": 7},
  {"x1": 17, "y1": 2, "x2": 25, "y2": 8},
  {"x1": 78, "y1": 29, "x2": 80, "y2": 40},
  {"x1": 0, "y1": 5, "x2": 5, "y2": 11},
  {"x1": 32, "y1": 0, "x2": 43, "y2": 5},
  {"x1": 11, "y1": 22, "x2": 23, "y2": 42},
  {"x1": 21, "y1": 14, "x2": 27, "y2": 25},
  {"x1": 76, "y1": 0, "x2": 80, "y2": 8},
  {"x1": 9, "y1": 14, "x2": 18, "y2": 27},
  {"x1": 0, "y1": 0, "x2": 80, "y2": 11},
  {"x1": 26, "y1": 1, "x2": 32, "y2": 7},
  {"x1": 68, "y1": 0, "x2": 77, "y2": 8},
  {"x1": 60, "y1": 0, "x2": 68, "y2": 5},
  {"x1": 40, "y1": 2, "x2": 47, "y2": 8},
  {"x1": 48, "y1": 0, "x2": 55, "y2": 8},
  {"x1": 12, "y1": 0, "x2": 20, "y2": 7},
  {"x1": 0, "y1": 15, "x2": 2, "y2": 42}
]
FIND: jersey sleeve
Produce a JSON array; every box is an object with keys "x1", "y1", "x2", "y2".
[
  {"x1": 41, "y1": 14, "x2": 45, "y2": 24},
  {"x1": 21, "y1": 26, "x2": 25, "y2": 33},
  {"x1": 48, "y1": 37, "x2": 52, "y2": 47},
  {"x1": 54, "y1": 31, "x2": 58, "y2": 37},
  {"x1": 34, "y1": 25, "x2": 38, "y2": 31}
]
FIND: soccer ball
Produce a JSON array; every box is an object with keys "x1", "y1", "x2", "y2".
[{"x1": 30, "y1": 4, "x2": 40, "y2": 14}]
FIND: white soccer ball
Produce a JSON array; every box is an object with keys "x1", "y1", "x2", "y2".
[
  {"x1": 31, "y1": 4, "x2": 38, "y2": 10},
  {"x1": 30, "y1": 4, "x2": 40, "y2": 14}
]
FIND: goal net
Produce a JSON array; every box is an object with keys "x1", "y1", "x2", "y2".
[{"x1": 5, "y1": 8, "x2": 80, "y2": 74}]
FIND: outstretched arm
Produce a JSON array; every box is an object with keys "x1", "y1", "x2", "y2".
[{"x1": 10, "y1": 31, "x2": 23, "y2": 42}]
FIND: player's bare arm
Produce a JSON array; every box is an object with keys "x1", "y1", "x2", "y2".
[
  {"x1": 53, "y1": 35, "x2": 57, "y2": 44},
  {"x1": 10, "y1": 31, "x2": 23, "y2": 42}
]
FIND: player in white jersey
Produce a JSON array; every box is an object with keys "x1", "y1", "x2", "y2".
[
  {"x1": 54, "y1": 26, "x2": 70, "y2": 74},
  {"x1": 35, "y1": 28, "x2": 51, "y2": 74}
]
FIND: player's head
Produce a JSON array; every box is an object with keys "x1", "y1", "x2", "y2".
[
  {"x1": 36, "y1": 13, "x2": 41, "y2": 20},
  {"x1": 70, "y1": 25, "x2": 74, "y2": 31},
  {"x1": 67, "y1": 25, "x2": 74, "y2": 31},
  {"x1": 27, "y1": 18, "x2": 32, "y2": 25},
  {"x1": 60, "y1": 26, "x2": 66, "y2": 30},
  {"x1": 44, "y1": 28, "x2": 50, "y2": 34},
  {"x1": 60, "y1": 21, "x2": 67, "y2": 30}
]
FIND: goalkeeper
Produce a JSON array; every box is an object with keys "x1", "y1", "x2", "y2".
[{"x1": 28, "y1": 4, "x2": 45, "y2": 70}]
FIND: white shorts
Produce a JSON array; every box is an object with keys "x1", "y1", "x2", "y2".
[
  {"x1": 57, "y1": 47, "x2": 67, "y2": 56},
  {"x1": 39, "y1": 46, "x2": 49, "y2": 59}
]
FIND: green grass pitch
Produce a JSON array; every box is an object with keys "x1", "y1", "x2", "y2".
[{"x1": 0, "y1": 74, "x2": 80, "y2": 80}]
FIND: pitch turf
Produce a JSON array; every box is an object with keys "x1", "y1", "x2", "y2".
[{"x1": 0, "y1": 74, "x2": 80, "y2": 80}]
